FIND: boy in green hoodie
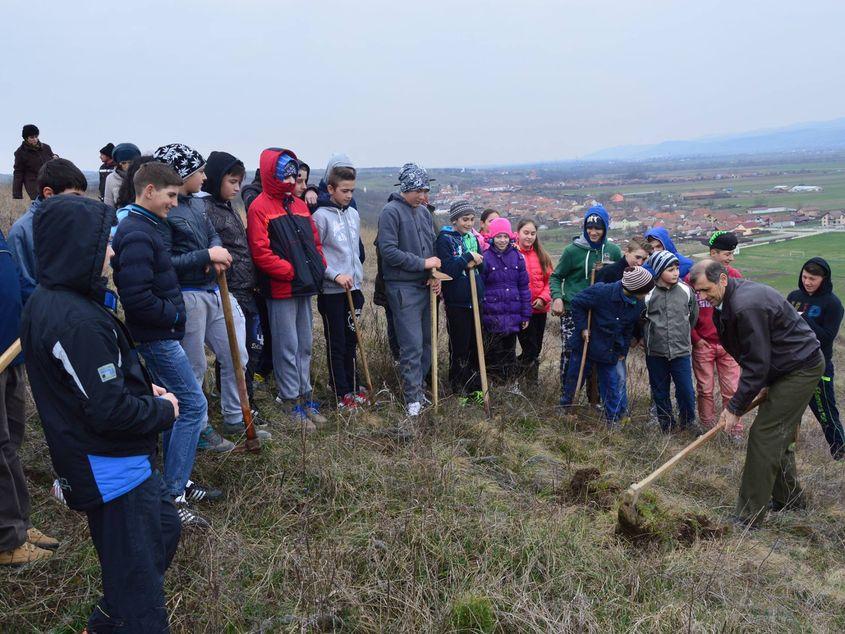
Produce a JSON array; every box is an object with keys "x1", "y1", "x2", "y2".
[{"x1": 550, "y1": 205, "x2": 622, "y2": 403}]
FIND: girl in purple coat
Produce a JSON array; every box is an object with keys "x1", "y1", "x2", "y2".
[{"x1": 481, "y1": 218, "x2": 532, "y2": 384}]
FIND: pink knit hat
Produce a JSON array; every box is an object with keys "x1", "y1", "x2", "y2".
[{"x1": 487, "y1": 217, "x2": 515, "y2": 239}]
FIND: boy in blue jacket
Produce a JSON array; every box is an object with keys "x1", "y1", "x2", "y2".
[
  {"x1": 560, "y1": 266, "x2": 654, "y2": 426},
  {"x1": 21, "y1": 195, "x2": 181, "y2": 631},
  {"x1": 435, "y1": 201, "x2": 485, "y2": 396},
  {"x1": 644, "y1": 227, "x2": 694, "y2": 278},
  {"x1": 788, "y1": 257, "x2": 845, "y2": 459}
]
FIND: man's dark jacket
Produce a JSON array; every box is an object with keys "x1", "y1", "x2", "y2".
[
  {"x1": 21, "y1": 196, "x2": 175, "y2": 510},
  {"x1": 112, "y1": 204, "x2": 187, "y2": 342},
  {"x1": 13, "y1": 141, "x2": 54, "y2": 199},
  {"x1": 714, "y1": 277, "x2": 822, "y2": 415}
]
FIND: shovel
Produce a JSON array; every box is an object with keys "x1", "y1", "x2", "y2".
[
  {"x1": 345, "y1": 288, "x2": 373, "y2": 395},
  {"x1": 0, "y1": 339, "x2": 21, "y2": 374},
  {"x1": 217, "y1": 271, "x2": 261, "y2": 453},
  {"x1": 429, "y1": 268, "x2": 452, "y2": 409},
  {"x1": 618, "y1": 393, "x2": 766, "y2": 529},
  {"x1": 468, "y1": 265, "x2": 491, "y2": 416},
  {"x1": 574, "y1": 266, "x2": 597, "y2": 398}
]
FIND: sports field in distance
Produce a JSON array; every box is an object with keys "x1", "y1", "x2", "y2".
[{"x1": 732, "y1": 231, "x2": 845, "y2": 294}]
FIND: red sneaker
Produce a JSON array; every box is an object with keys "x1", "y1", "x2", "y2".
[
  {"x1": 353, "y1": 389, "x2": 371, "y2": 406},
  {"x1": 338, "y1": 394, "x2": 359, "y2": 412}
]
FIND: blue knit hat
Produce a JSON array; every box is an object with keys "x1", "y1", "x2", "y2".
[
  {"x1": 112, "y1": 143, "x2": 141, "y2": 164},
  {"x1": 648, "y1": 250, "x2": 679, "y2": 279}
]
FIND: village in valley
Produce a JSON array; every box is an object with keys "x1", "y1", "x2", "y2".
[{"x1": 425, "y1": 156, "x2": 845, "y2": 250}]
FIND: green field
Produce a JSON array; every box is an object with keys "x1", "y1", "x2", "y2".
[{"x1": 733, "y1": 232, "x2": 845, "y2": 294}]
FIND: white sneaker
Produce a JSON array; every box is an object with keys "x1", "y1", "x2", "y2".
[{"x1": 407, "y1": 401, "x2": 422, "y2": 417}]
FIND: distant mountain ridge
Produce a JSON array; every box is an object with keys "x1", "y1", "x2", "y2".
[{"x1": 585, "y1": 117, "x2": 845, "y2": 161}]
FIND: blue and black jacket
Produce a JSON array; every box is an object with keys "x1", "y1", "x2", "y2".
[
  {"x1": 568, "y1": 281, "x2": 642, "y2": 365},
  {"x1": 435, "y1": 225, "x2": 484, "y2": 309},
  {"x1": 21, "y1": 196, "x2": 175, "y2": 511},
  {"x1": 787, "y1": 257, "x2": 843, "y2": 367}
]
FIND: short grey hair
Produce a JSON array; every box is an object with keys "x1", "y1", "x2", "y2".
[{"x1": 689, "y1": 259, "x2": 727, "y2": 284}]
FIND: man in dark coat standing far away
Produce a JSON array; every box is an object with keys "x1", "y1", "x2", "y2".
[
  {"x1": 690, "y1": 259, "x2": 825, "y2": 527},
  {"x1": 12, "y1": 124, "x2": 56, "y2": 200}
]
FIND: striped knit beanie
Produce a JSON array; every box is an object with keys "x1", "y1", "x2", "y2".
[
  {"x1": 648, "y1": 250, "x2": 679, "y2": 279},
  {"x1": 449, "y1": 200, "x2": 476, "y2": 222},
  {"x1": 622, "y1": 266, "x2": 654, "y2": 294}
]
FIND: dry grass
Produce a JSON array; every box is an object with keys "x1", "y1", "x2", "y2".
[{"x1": 3, "y1": 190, "x2": 845, "y2": 632}]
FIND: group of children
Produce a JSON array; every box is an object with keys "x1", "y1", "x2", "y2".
[{"x1": 2, "y1": 146, "x2": 843, "y2": 631}]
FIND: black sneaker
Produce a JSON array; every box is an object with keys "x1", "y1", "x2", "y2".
[
  {"x1": 175, "y1": 501, "x2": 211, "y2": 529},
  {"x1": 184, "y1": 480, "x2": 223, "y2": 503}
]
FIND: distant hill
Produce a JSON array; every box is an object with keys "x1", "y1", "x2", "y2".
[{"x1": 585, "y1": 117, "x2": 845, "y2": 161}]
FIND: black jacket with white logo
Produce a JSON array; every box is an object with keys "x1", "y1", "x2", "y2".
[{"x1": 21, "y1": 196, "x2": 175, "y2": 510}]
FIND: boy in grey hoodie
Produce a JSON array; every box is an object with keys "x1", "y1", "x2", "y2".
[
  {"x1": 314, "y1": 162, "x2": 367, "y2": 410},
  {"x1": 643, "y1": 250, "x2": 699, "y2": 433},
  {"x1": 376, "y1": 163, "x2": 442, "y2": 419}
]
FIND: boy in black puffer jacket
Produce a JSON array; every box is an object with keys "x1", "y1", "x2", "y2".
[
  {"x1": 788, "y1": 257, "x2": 845, "y2": 459},
  {"x1": 22, "y1": 194, "x2": 180, "y2": 632}
]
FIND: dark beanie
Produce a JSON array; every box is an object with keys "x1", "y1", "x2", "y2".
[
  {"x1": 709, "y1": 230, "x2": 738, "y2": 251},
  {"x1": 100, "y1": 142, "x2": 115, "y2": 158},
  {"x1": 22, "y1": 124, "x2": 39, "y2": 138},
  {"x1": 449, "y1": 200, "x2": 476, "y2": 222}
]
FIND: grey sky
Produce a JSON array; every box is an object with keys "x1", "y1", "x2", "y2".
[{"x1": 2, "y1": 0, "x2": 843, "y2": 170}]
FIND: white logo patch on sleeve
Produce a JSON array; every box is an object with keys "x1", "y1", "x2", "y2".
[{"x1": 97, "y1": 363, "x2": 118, "y2": 383}]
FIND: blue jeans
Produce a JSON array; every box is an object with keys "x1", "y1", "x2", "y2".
[
  {"x1": 560, "y1": 350, "x2": 624, "y2": 424},
  {"x1": 137, "y1": 340, "x2": 208, "y2": 498},
  {"x1": 616, "y1": 357, "x2": 628, "y2": 416},
  {"x1": 646, "y1": 355, "x2": 696, "y2": 431},
  {"x1": 85, "y1": 472, "x2": 181, "y2": 633}
]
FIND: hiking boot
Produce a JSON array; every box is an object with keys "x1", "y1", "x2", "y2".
[
  {"x1": 27, "y1": 528, "x2": 59, "y2": 550},
  {"x1": 0, "y1": 542, "x2": 53, "y2": 566},
  {"x1": 221, "y1": 421, "x2": 272, "y2": 441},
  {"x1": 197, "y1": 425, "x2": 235, "y2": 452},
  {"x1": 303, "y1": 401, "x2": 328, "y2": 425},
  {"x1": 338, "y1": 394, "x2": 360, "y2": 412},
  {"x1": 175, "y1": 502, "x2": 211, "y2": 529},
  {"x1": 183, "y1": 480, "x2": 223, "y2": 503}
]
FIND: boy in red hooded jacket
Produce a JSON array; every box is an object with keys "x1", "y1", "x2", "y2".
[{"x1": 246, "y1": 149, "x2": 327, "y2": 430}]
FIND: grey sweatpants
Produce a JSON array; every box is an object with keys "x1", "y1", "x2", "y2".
[
  {"x1": 268, "y1": 296, "x2": 314, "y2": 401},
  {"x1": 386, "y1": 282, "x2": 431, "y2": 404},
  {"x1": 180, "y1": 289, "x2": 247, "y2": 425}
]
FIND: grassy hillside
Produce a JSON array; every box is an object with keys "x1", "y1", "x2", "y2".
[{"x1": 3, "y1": 195, "x2": 845, "y2": 632}]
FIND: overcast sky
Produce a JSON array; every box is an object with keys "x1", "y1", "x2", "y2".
[{"x1": 2, "y1": 0, "x2": 843, "y2": 171}]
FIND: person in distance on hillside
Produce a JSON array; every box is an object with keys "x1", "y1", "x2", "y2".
[
  {"x1": 787, "y1": 257, "x2": 844, "y2": 459},
  {"x1": 8, "y1": 158, "x2": 88, "y2": 304},
  {"x1": 12, "y1": 124, "x2": 56, "y2": 200},
  {"x1": 97, "y1": 142, "x2": 115, "y2": 201},
  {"x1": 21, "y1": 195, "x2": 180, "y2": 630}
]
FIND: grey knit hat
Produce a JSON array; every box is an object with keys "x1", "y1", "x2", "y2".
[
  {"x1": 396, "y1": 162, "x2": 434, "y2": 192},
  {"x1": 153, "y1": 143, "x2": 206, "y2": 179},
  {"x1": 622, "y1": 266, "x2": 654, "y2": 294},
  {"x1": 647, "y1": 250, "x2": 680, "y2": 279},
  {"x1": 449, "y1": 200, "x2": 476, "y2": 222}
]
